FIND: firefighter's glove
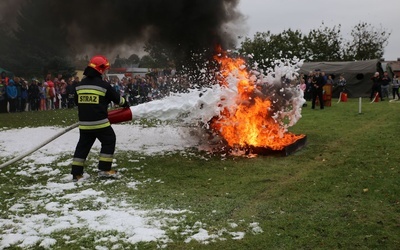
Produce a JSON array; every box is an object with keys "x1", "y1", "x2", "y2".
[{"x1": 122, "y1": 101, "x2": 130, "y2": 108}]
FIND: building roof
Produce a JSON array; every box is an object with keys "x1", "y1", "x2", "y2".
[{"x1": 387, "y1": 61, "x2": 400, "y2": 72}]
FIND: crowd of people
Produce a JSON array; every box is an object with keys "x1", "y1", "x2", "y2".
[
  {"x1": 1, "y1": 68, "x2": 399, "y2": 114},
  {"x1": 0, "y1": 71, "x2": 79, "y2": 113},
  {"x1": 370, "y1": 71, "x2": 399, "y2": 101},
  {"x1": 105, "y1": 73, "x2": 190, "y2": 107},
  {"x1": 296, "y1": 70, "x2": 347, "y2": 109},
  {"x1": 0, "y1": 69, "x2": 193, "y2": 113},
  {"x1": 297, "y1": 69, "x2": 400, "y2": 108}
]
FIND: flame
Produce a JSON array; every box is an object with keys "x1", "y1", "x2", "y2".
[{"x1": 211, "y1": 52, "x2": 305, "y2": 151}]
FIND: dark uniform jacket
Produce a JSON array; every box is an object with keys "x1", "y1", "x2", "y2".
[
  {"x1": 74, "y1": 67, "x2": 125, "y2": 130},
  {"x1": 312, "y1": 74, "x2": 325, "y2": 92}
]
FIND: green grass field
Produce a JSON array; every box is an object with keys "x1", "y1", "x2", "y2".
[{"x1": 0, "y1": 98, "x2": 399, "y2": 249}]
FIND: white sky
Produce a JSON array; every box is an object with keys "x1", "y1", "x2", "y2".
[{"x1": 237, "y1": 0, "x2": 400, "y2": 61}]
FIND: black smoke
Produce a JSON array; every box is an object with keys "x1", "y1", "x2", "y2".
[{"x1": 1, "y1": 0, "x2": 244, "y2": 64}]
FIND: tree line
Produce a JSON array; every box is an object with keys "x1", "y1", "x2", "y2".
[{"x1": 238, "y1": 22, "x2": 390, "y2": 71}]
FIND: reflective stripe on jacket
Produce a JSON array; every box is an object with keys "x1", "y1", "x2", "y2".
[{"x1": 75, "y1": 74, "x2": 125, "y2": 130}]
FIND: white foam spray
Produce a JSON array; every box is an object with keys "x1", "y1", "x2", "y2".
[{"x1": 129, "y1": 57, "x2": 305, "y2": 132}]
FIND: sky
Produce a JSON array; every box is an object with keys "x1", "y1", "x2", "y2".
[{"x1": 237, "y1": 0, "x2": 400, "y2": 61}]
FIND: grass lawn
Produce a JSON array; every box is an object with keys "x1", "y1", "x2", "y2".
[{"x1": 0, "y1": 98, "x2": 399, "y2": 249}]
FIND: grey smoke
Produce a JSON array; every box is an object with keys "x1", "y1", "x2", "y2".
[{"x1": 1, "y1": 0, "x2": 245, "y2": 58}]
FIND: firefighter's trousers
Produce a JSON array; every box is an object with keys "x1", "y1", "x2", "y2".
[{"x1": 71, "y1": 126, "x2": 116, "y2": 176}]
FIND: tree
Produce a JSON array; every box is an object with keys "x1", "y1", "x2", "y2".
[
  {"x1": 0, "y1": 21, "x2": 18, "y2": 74},
  {"x1": 144, "y1": 40, "x2": 173, "y2": 69},
  {"x1": 113, "y1": 55, "x2": 127, "y2": 68},
  {"x1": 344, "y1": 22, "x2": 391, "y2": 60},
  {"x1": 128, "y1": 54, "x2": 140, "y2": 65},
  {"x1": 6, "y1": 0, "x2": 75, "y2": 78},
  {"x1": 269, "y1": 29, "x2": 308, "y2": 60},
  {"x1": 238, "y1": 31, "x2": 274, "y2": 69},
  {"x1": 239, "y1": 30, "x2": 307, "y2": 70},
  {"x1": 139, "y1": 55, "x2": 157, "y2": 68},
  {"x1": 304, "y1": 23, "x2": 343, "y2": 61},
  {"x1": 46, "y1": 56, "x2": 76, "y2": 79},
  {"x1": 113, "y1": 54, "x2": 141, "y2": 68},
  {"x1": 238, "y1": 22, "x2": 390, "y2": 66}
]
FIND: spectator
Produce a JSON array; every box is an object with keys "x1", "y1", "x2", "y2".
[
  {"x1": 14, "y1": 77, "x2": 23, "y2": 111},
  {"x1": 28, "y1": 78, "x2": 40, "y2": 111},
  {"x1": 1, "y1": 67, "x2": 230, "y2": 112},
  {"x1": 39, "y1": 82, "x2": 47, "y2": 111},
  {"x1": 311, "y1": 69, "x2": 324, "y2": 110},
  {"x1": 130, "y1": 77, "x2": 140, "y2": 105},
  {"x1": 0, "y1": 76, "x2": 6, "y2": 113},
  {"x1": 60, "y1": 79, "x2": 67, "y2": 108},
  {"x1": 6, "y1": 78, "x2": 18, "y2": 112},
  {"x1": 120, "y1": 78, "x2": 126, "y2": 99},
  {"x1": 0, "y1": 71, "x2": 9, "y2": 113},
  {"x1": 46, "y1": 76, "x2": 56, "y2": 110},
  {"x1": 299, "y1": 77, "x2": 306, "y2": 92},
  {"x1": 139, "y1": 79, "x2": 150, "y2": 103},
  {"x1": 53, "y1": 74, "x2": 63, "y2": 109},
  {"x1": 66, "y1": 78, "x2": 76, "y2": 108},
  {"x1": 392, "y1": 75, "x2": 400, "y2": 100},
  {"x1": 126, "y1": 77, "x2": 134, "y2": 105},
  {"x1": 381, "y1": 71, "x2": 391, "y2": 100},
  {"x1": 305, "y1": 71, "x2": 313, "y2": 101},
  {"x1": 20, "y1": 80, "x2": 29, "y2": 111},
  {"x1": 326, "y1": 75, "x2": 334, "y2": 85},
  {"x1": 54, "y1": 77, "x2": 61, "y2": 109},
  {"x1": 370, "y1": 72, "x2": 382, "y2": 101},
  {"x1": 337, "y1": 75, "x2": 347, "y2": 93},
  {"x1": 321, "y1": 71, "x2": 328, "y2": 85}
]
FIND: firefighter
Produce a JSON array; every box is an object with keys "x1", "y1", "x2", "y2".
[{"x1": 71, "y1": 55, "x2": 129, "y2": 181}]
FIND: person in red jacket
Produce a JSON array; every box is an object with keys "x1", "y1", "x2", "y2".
[{"x1": 71, "y1": 55, "x2": 129, "y2": 181}]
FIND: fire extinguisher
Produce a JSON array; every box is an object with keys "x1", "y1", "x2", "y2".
[
  {"x1": 370, "y1": 92, "x2": 380, "y2": 103},
  {"x1": 340, "y1": 92, "x2": 348, "y2": 102}
]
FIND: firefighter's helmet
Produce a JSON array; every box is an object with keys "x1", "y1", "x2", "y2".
[{"x1": 88, "y1": 55, "x2": 110, "y2": 74}]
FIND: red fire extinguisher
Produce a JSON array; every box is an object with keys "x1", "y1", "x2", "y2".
[
  {"x1": 374, "y1": 92, "x2": 380, "y2": 102},
  {"x1": 340, "y1": 92, "x2": 348, "y2": 102},
  {"x1": 108, "y1": 108, "x2": 133, "y2": 124}
]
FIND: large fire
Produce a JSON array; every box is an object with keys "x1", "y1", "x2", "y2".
[{"x1": 210, "y1": 52, "x2": 305, "y2": 151}]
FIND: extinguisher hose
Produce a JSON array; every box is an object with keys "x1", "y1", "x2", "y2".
[
  {"x1": 370, "y1": 92, "x2": 378, "y2": 103},
  {"x1": 0, "y1": 108, "x2": 133, "y2": 169},
  {"x1": 0, "y1": 122, "x2": 79, "y2": 169},
  {"x1": 337, "y1": 92, "x2": 342, "y2": 103}
]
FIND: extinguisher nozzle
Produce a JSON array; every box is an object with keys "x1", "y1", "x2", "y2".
[{"x1": 108, "y1": 108, "x2": 133, "y2": 124}]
